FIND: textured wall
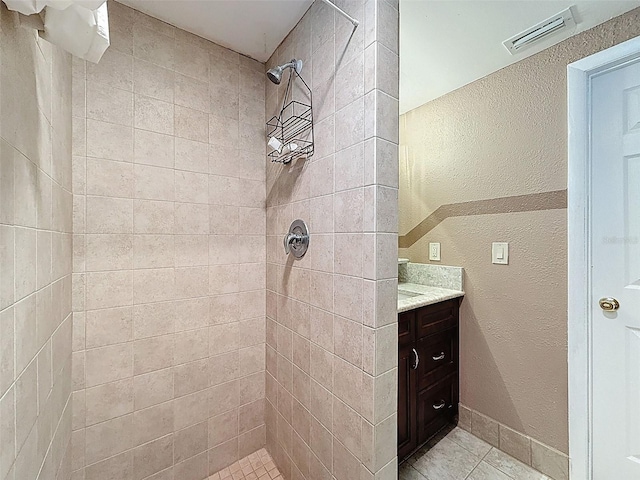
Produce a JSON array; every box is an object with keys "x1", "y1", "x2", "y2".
[
  {"x1": 70, "y1": 2, "x2": 267, "y2": 478},
  {"x1": 399, "y1": 7, "x2": 640, "y2": 457},
  {"x1": 264, "y1": 0, "x2": 400, "y2": 479},
  {"x1": 0, "y1": 4, "x2": 74, "y2": 480}
]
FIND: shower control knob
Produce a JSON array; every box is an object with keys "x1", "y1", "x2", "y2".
[
  {"x1": 284, "y1": 233, "x2": 304, "y2": 253},
  {"x1": 283, "y1": 220, "x2": 309, "y2": 259}
]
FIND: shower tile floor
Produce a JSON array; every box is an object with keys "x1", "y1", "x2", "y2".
[
  {"x1": 209, "y1": 449, "x2": 282, "y2": 480},
  {"x1": 400, "y1": 427, "x2": 552, "y2": 480}
]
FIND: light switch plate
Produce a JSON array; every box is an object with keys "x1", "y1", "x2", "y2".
[
  {"x1": 492, "y1": 242, "x2": 509, "y2": 265},
  {"x1": 429, "y1": 242, "x2": 441, "y2": 261}
]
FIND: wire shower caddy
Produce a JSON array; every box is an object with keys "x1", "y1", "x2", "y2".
[{"x1": 266, "y1": 64, "x2": 314, "y2": 164}]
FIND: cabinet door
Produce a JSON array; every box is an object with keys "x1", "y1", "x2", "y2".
[
  {"x1": 398, "y1": 311, "x2": 416, "y2": 462},
  {"x1": 398, "y1": 341, "x2": 417, "y2": 461}
]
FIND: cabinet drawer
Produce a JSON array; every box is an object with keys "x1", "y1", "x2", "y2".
[
  {"x1": 417, "y1": 375, "x2": 457, "y2": 444},
  {"x1": 416, "y1": 328, "x2": 457, "y2": 389},
  {"x1": 416, "y1": 299, "x2": 459, "y2": 339}
]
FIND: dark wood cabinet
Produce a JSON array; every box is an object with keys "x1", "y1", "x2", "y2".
[
  {"x1": 398, "y1": 311, "x2": 417, "y2": 460},
  {"x1": 397, "y1": 298, "x2": 460, "y2": 463}
]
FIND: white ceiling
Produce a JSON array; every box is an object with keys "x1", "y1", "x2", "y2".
[
  {"x1": 400, "y1": 1, "x2": 640, "y2": 114},
  {"x1": 118, "y1": 0, "x2": 313, "y2": 62}
]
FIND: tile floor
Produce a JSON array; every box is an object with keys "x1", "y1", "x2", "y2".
[
  {"x1": 400, "y1": 427, "x2": 552, "y2": 480},
  {"x1": 209, "y1": 449, "x2": 283, "y2": 480}
]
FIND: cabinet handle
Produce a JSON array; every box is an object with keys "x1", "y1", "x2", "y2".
[
  {"x1": 412, "y1": 348, "x2": 419, "y2": 370},
  {"x1": 432, "y1": 352, "x2": 445, "y2": 361},
  {"x1": 432, "y1": 400, "x2": 446, "y2": 410}
]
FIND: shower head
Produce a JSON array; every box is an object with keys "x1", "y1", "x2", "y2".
[{"x1": 266, "y1": 59, "x2": 303, "y2": 85}]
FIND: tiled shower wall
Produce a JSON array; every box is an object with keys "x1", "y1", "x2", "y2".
[
  {"x1": 1, "y1": 4, "x2": 74, "y2": 480},
  {"x1": 264, "y1": 1, "x2": 400, "y2": 479},
  {"x1": 71, "y1": 3, "x2": 267, "y2": 479}
]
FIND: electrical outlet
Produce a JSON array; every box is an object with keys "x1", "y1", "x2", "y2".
[{"x1": 429, "y1": 242, "x2": 441, "y2": 261}]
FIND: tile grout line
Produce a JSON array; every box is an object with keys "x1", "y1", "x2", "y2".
[
  {"x1": 461, "y1": 445, "x2": 487, "y2": 480},
  {"x1": 410, "y1": 429, "x2": 520, "y2": 480},
  {"x1": 463, "y1": 447, "x2": 519, "y2": 480}
]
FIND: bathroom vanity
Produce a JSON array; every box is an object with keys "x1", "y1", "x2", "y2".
[{"x1": 397, "y1": 263, "x2": 464, "y2": 463}]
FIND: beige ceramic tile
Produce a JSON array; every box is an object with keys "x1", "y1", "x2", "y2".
[
  {"x1": 176, "y1": 450, "x2": 209, "y2": 480},
  {"x1": 333, "y1": 439, "x2": 361, "y2": 480},
  {"x1": 468, "y1": 461, "x2": 512, "y2": 480},
  {"x1": 133, "y1": 401, "x2": 174, "y2": 446},
  {"x1": 85, "y1": 196, "x2": 133, "y2": 234},
  {"x1": 133, "y1": 25, "x2": 175, "y2": 69},
  {"x1": 133, "y1": 199, "x2": 174, "y2": 234},
  {"x1": 133, "y1": 334, "x2": 174, "y2": 375},
  {"x1": 132, "y1": 433, "x2": 173, "y2": 479},
  {"x1": 175, "y1": 73, "x2": 210, "y2": 113},
  {"x1": 445, "y1": 427, "x2": 492, "y2": 458},
  {"x1": 86, "y1": 119, "x2": 134, "y2": 162},
  {"x1": 174, "y1": 358, "x2": 209, "y2": 397},
  {"x1": 134, "y1": 163, "x2": 175, "y2": 201},
  {"x1": 134, "y1": 94, "x2": 174, "y2": 135},
  {"x1": 472, "y1": 411, "x2": 500, "y2": 448},
  {"x1": 499, "y1": 424, "x2": 531, "y2": 466},
  {"x1": 398, "y1": 464, "x2": 426, "y2": 480},
  {"x1": 209, "y1": 409, "x2": 239, "y2": 448},
  {"x1": 332, "y1": 397, "x2": 362, "y2": 459},
  {"x1": 134, "y1": 128, "x2": 175, "y2": 168},
  {"x1": 530, "y1": 440, "x2": 569, "y2": 480},
  {"x1": 175, "y1": 105, "x2": 209, "y2": 143},
  {"x1": 85, "y1": 306, "x2": 133, "y2": 348},
  {"x1": 484, "y1": 448, "x2": 551, "y2": 480},
  {"x1": 87, "y1": 48, "x2": 133, "y2": 91},
  {"x1": 133, "y1": 367, "x2": 174, "y2": 410},
  {"x1": 132, "y1": 301, "x2": 175, "y2": 339},
  {"x1": 174, "y1": 40, "x2": 209, "y2": 82},
  {"x1": 84, "y1": 378, "x2": 134, "y2": 426},
  {"x1": 86, "y1": 81, "x2": 133, "y2": 126},
  {"x1": 84, "y1": 414, "x2": 134, "y2": 464},
  {"x1": 86, "y1": 158, "x2": 134, "y2": 198},
  {"x1": 133, "y1": 234, "x2": 174, "y2": 269},
  {"x1": 458, "y1": 404, "x2": 472, "y2": 431},
  {"x1": 412, "y1": 437, "x2": 481, "y2": 480},
  {"x1": 85, "y1": 342, "x2": 133, "y2": 387},
  {"x1": 333, "y1": 315, "x2": 363, "y2": 368},
  {"x1": 175, "y1": 138, "x2": 208, "y2": 174},
  {"x1": 173, "y1": 388, "x2": 209, "y2": 431},
  {"x1": 133, "y1": 57, "x2": 174, "y2": 103},
  {"x1": 175, "y1": 421, "x2": 208, "y2": 462}
]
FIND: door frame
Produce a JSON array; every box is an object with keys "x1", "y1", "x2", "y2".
[{"x1": 568, "y1": 35, "x2": 640, "y2": 480}]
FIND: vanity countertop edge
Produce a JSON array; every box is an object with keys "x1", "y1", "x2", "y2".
[{"x1": 397, "y1": 282, "x2": 465, "y2": 313}]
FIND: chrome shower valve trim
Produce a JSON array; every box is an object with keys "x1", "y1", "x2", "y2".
[{"x1": 284, "y1": 219, "x2": 309, "y2": 258}]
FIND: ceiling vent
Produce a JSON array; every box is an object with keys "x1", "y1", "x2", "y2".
[{"x1": 503, "y1": 7, "x2": 577, "y2": 55}]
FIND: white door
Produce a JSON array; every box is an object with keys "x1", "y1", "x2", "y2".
[{"x1": 591, "y1": 57, "x2": 640, "y2": 478}]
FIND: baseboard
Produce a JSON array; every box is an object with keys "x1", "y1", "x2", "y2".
[{"x1": 458, "y1": 404, "x2": 569, "y2": 480}]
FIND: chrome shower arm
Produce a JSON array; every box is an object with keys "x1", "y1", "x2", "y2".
[{"x1": 320, "y1": 0, "x2": 359, "y2": 27}]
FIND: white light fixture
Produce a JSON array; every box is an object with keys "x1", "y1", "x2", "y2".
[{"x1": 503, "y1": 6, "x2": 577, "y2": 55}]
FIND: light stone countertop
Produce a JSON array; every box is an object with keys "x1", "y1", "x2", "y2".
[{"x1": 397, "y1": 282, "x2": 464, "y2": 313}]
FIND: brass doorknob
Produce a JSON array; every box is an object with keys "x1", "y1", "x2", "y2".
[{"x1": 599, "y1": 297, "x2": 620, "y2": 311}]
